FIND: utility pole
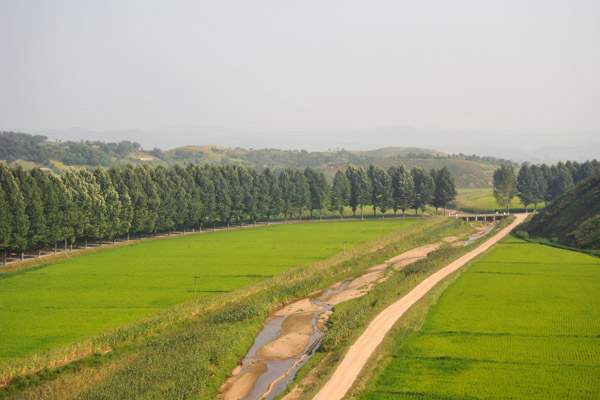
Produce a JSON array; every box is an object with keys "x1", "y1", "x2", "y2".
[{"x1": 193, "y1": 276, "x2": 200, "y2": 300}]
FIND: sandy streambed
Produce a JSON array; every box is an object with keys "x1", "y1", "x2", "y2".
[{"x1": 217, "y1": 235, "x2": 463, "y2": 400}]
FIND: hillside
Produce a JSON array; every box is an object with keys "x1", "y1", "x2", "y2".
[
  {"x1": 526, "y1": 172, "x2": 600, "y2": 250},
  {"x1": 1, "y1": 131, "x2": 503, "y2": 188}
]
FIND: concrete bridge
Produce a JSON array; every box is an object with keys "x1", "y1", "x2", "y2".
[{"x1": 450, "y1": 213, "x2": 510, "y2": 222}]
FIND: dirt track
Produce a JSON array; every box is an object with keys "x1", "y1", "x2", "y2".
[{"x1": 311, "y1": 213, "x2": 527, "y2": 400}]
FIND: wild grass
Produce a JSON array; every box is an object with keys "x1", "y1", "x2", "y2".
[{"x1": 357, "y1": 238, "x2": 600, "y2": 400}]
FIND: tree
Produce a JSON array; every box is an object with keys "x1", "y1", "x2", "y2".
[
  {"x1": 189, "y1": 164, "x2": 215, "y2": 230},
  {"x1": 516, "y1": 163, "x2": 534, "y2": 212},
  {"x1": 136, "y1": 165, "x2": 160, "y2": 235},
  {"x1": 13, "y1": 166, "x2": 46, "y2": 253},
  {"x1": 94, "y1": 167, "x2": 121, "y2": 242},
  {"x1": 367, "y1": 164, "x2": 391, "y2": 217},
  {"x1": 431, "y1": 167, "x2": 457, "y2": 216},
  {"x1": 549, "y1": 162, "x2": 574, "y2": 201},
  {"x1": 529, "y1": 165, "x2": 547, "y2": 212},
  {"x1": 330, "y1": 170, "x2": 350, "y2": 218},
  {"x1": 304, "y1": 167, "x2": 329, "y2": 220},
  {"x1": 411, "y1": 167, "x2": 435, "y2": 216},
  {"x1": 108, "y1": 166, "x2": 133, "y2": 239},
  {"x1": 0, "y1": 163, "x2": 28, "y2": 258},
  {"x1": 279, "y1": 168, "x2": 295, "y2": 221},
  {"x1": 263, "y1": 168, "x2": 282, "y2": 223},
  {"x1": 122, "y1": 164, "x2": 149, "y2": 238},
  {"x1": 237, "y1": 165, "x2": 256, "y2": 225},
  {"x1": 388, "y1": 165, "x2": 414, "y2": 218},
  {"x1": 209, "y1": 165, "x2": 231, "y2": 228},
  {"x1": 291, "y1": 169, "x2": 310, "y2": 220},
  {"x1": 152, "y1": 165, "x2": 175, "y2": 234},
  {"x1": 345, "y1": 165, "x2": 371, "y2": 219},
  {"x1": 493, "y1": 165, "x2": 516, "y2": 213}
]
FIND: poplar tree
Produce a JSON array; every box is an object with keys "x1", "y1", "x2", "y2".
[
  {"x1": 279, "y1": 168, "x2": 294, "y2": 221},
  {"x1": 529, "y1": 165, "x2": 547, "y2": 212},
  {"x1": 330, "y1": 170, "x2": 350, "y2": 218},
  {"x1": 263, "y1": 168, "x2": 282, "y2": 223},
  {"x1": 411, "y1": 167, "x2": 435, "y2": 216},
  {"x1": 493, "y1": 165, "x2": 516, "y2": 213},
  {"x1": 367, "y1": 164, "x2": 391, "y2": 217},
  {"x1": 136, "y1": 165, "x2": 160, "y2": 234},
  {"x1": 0, "y1": 163, "x2": 28, "y2": 257},
  {"x1": 388, "y1": 164, "x2": 414, "y2": 217},
  {"x1": 209, "y1": 165, "x2": 231, "y2": 227},
  {"x1": 516, "y1": 164, "x2": 534, "y2": 212},
  {"x1": 431, "y1": 167, "x2": 457, "y2": 215},
  {"x1": 94, "y1": 167, "x2": 121, "y2": 242},
  {"x1": 291, "y1": 169, "x2": 310, "y2": 220},
  {"x1": 304, "y1": 167, "x2": 329, "y2": 219},
  {"x1": 108, "y1": 166, "x2": 133, "y2": 239},
  {"x1": 13, "y1": 166, "x2": 46, "y2": 252},
  {"x1": 345, "y1": 165, "x2": 371, "y2": 219}
]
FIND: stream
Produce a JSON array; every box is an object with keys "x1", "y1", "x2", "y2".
[{"x1": 237, "y1": 281, "x2": 351, "y2": 400}]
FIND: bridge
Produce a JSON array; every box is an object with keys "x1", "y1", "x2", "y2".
[{"x1": 449, "y1": 213, "x2": 510, "y2": 222}]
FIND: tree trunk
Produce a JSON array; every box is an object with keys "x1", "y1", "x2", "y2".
[
  {"x1": 3, "y1": 250, "x2": 6, "y2": 265},
  {"x1": 320, "y1": 209, "x2": 323, "y2": 221},
  {"x1": 64, "y1": 239, "x2": 67, "y2": 252},
  {"x1": 299, "y1": 209, "x2": 302, "y2": 221},
  {"x1": 360, "y1": 207, "x2": 364, "y2": 220},
  {"x1": 99, "y1": 239, "x2": 102, "y2": 247},
  {"x1": 444, "y1": 206, "x2": 446, "y2": 216},
  {"x1": 113, "y1": 238, "x2": 116, "y2": 245},
  {"x1": 227, "y1": 222, "x2": 230, "y2": 229},
  {"x1": 38, "y1": 248, "x2": 41, "y2": 257},
  {"x1": 85, "y1": 238, "x2": 88, "y2": 249},
  {"x1": 127, "y1": 232, "x2": 130, "y2": 242},
  {"x1": 21, "y1": 252, "x2": 24, "y2": 261}
]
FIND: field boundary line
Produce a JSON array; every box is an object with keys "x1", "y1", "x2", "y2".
[{"x1": 312, "y1": 213, "x2": 527, "y2": 400}]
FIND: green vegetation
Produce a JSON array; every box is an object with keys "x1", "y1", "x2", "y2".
[
  {"x1": 0, "y1": 219, "x2": 418, "y2": 360},
  {"x1": 357, "y1": 238, "x2": 600, "y2": 400},
  {"x1": 1, "y1": 218, "x2": 460, "y2": 399},
  {"x1": 526, "y1": 172, "x2": 600, "y2": 251}
]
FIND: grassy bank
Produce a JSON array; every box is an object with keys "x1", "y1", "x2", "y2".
[{"x1": 356, "y1": 237, "x2": 600, "y2": 400}]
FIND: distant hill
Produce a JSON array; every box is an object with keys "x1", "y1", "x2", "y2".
[
  {"x1": 525, "y1": 172, "x2": 600, "y2": 250},
  {"x1": 1, "y1": 131, "x2": 507, "y2": 188}
]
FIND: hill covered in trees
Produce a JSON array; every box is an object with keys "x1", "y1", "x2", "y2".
[
  {"x1": 525, "y1": 172, "x2": 600, "y2": 251},
  {"x1": 1, "y1": 131, "x2": 511, "y2": 188}
]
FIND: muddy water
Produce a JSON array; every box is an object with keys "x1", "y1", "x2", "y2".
[{"x1": 463, "y1": 223, "x2": 494, "y2": 246}]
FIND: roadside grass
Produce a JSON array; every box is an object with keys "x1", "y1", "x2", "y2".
[
  {"x1": 274, "y1": 216, "x2": 515, "y2": 400},
  {"x1": 449, "y1": 188, "x2": 544, "y2": 213},
  {"x1": 0, "y1": 220, "x2": 420, "y2": 361},
  {"x1": 356, "y1": 238, "x2": 600, "y2": 400},
  {"x1": 1, "y1": 218, "x2": 465, "y2": 399}
]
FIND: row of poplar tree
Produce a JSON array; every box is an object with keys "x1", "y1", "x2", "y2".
[
  {"x1": 492, "y1": 160, "x2": 600, "y2": 212},
  {"x1": 0, "y1": 162, "x2": 457, "y2": 259}
]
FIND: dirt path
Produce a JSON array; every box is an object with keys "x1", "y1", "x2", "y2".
[{"x1": 311, "y1": 213, "x2": 527, "y2": 400}]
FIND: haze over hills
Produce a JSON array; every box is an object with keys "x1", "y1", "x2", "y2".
[{"x1": 36, "y1": 125, "x2": 600, "y2": 163}]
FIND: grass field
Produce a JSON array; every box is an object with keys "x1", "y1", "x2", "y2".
[
  {"x1": 449, "y1": 188, "x2": 545, "y2": 213},
  {"x1": 359, "y1": 237, "x2": 600, "y2": 400},
  {"x1": 0, "y1": 220, "x2": 419, "y2": 361}
]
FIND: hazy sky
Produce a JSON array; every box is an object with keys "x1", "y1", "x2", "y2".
[{"x1": 1, "y1": 0, "x2": 599, "y2": 139}]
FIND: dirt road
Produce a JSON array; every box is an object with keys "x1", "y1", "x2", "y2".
[{"x1": 312, "y1": 213, "x2": 527, "y2": 400}]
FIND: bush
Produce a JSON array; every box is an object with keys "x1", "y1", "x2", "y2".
[{"x1": 514, "y1": 230, "x2": 529, "y2": 240}]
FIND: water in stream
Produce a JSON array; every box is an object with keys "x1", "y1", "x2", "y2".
[{"x1": 238, "y1": 281, "x2": 351, "y2": 400}]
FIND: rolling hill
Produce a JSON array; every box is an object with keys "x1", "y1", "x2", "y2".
[{"x1": 1, "y1": 131, "x2": 506, "y2": 188}]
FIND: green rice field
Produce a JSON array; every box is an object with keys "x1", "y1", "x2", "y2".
[
  {"x1": 449, "y1": 188, "x2": 544, "y2": 213},
  {"x1": 0, "y1": 220, "x2": 418, "y2": 360},
  {"x1": 359, "y1": 236, "x2": 600, "y2": 400}
]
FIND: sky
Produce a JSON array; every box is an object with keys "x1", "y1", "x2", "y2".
[{"x1": 1, "y1": 0, "x2": 599, "y2": 152}]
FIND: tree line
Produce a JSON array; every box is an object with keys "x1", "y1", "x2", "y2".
[
  {"x1": 492, "y1": 159, "x2": 600, "y2": 212},
  {"x1": 0, "y1": 162, "x2": 457, "y2": 261}
]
